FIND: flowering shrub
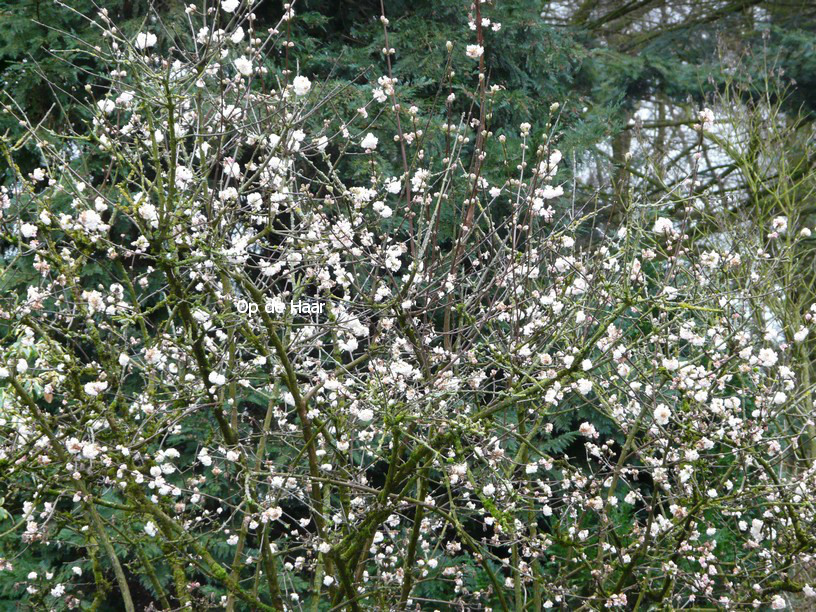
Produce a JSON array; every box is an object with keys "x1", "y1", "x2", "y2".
[{"x1": 1, "y1": 2, "x2": 815, "y2": 610}]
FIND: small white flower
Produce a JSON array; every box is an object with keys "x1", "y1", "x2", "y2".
[
  {"x1": 261, "y1": 506, "x2": 283, "y2": 523},
  {"x1": 84, "y1": 381, "x2": 108, "y2": 396},
  {"x1": 144, "y1": 521, "x2": 158, "y2": 537},
  {"x1": 174, "y1": 165, "x2": 194, "y2": 189},
  {"x1": 653, "y1": 404, "x2": 671, "y2": 426},
  {"x1": 794, "y1": 327, "x2": 808, "y2": 343},
  {"x1": 466, "y1": 44, "x2": 484, "y2": 59},
  {"x1": 116, "y1": 91, "x2": 134, "y2": 105},
  {"x1": 292, "y1": 75, "x2": 312, "y2": 96},
  {"x1": 323, "y1": 576, "x2": 334, "y2": 586},
  {"x1": 338, "y1": 337, "x2": 358, "y2": 353},
  {"x1": 135, "y1": 32, "x2": 157, "y2": 50},
  {"x1": 385, "y1": 177, "x2": 402, "y2": 194},
  {"x1": 97, "y1": 99, "x2": 116, "y2": 114},
  {"x1": 233, "y1": 56, "x2": 253, "y2": 76},
  {"x1": 197, "y1": 448, "x2": 213, "y2": 467},
  {"x1": 540, "y1": 185, "x2": 564, "y2": 199},
  {"x1": 662, "y1": 357, "x2": 680, "y2": 371},
  {"x1": 652, "y1": 218, "x2": 674, "y2": 235},
  {"x1": 221, "y1": 0, "x2": 240, "y2": 13},
  {"x1": 20, "y1": 223, "x2": 38, "y2": 239},
  {"x1": 230, "y1": 27, "x2": 245, "y2": 44},
  {"x1": 138, "y1": 203, "x2": 159, "y2": 228},
  {"x1": 575, "y1": 378, "x2": 593, "y2": 395},
  {"x1": 579, "y1": 422, "x2": 598, "y2": 438},
  {"x1": 79, "y1": 209, "x2": 103, "y2": 232},
  {"x1": 698, "y1": 107, "x2": 715, "y2": 129},
  {"x1": 221, "y1": 157, "x2": 242, "y2": 179},
  {"x1": 81, "y1": 442, "x2": 101, "y2": 459},
  {"x1": 208, "y1": 371, "x2": 227, "y2": 386},
  {"x1": 65, "y1": 438, "x2": 83, "y2": 454},
  {"x1": 360, "y1": 133, "x2": 379, "y2": 150},
  {"x1": 372, "y1": 201, "x2": 392, "y2": 218},
  {"x1": 757, "y1": 348, "x2": 778, "y2": 368},
  {"x1": 357, "y1": 408, "x2": 374, "y2": 422}
]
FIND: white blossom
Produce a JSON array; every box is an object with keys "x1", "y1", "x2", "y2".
[
  {"x1": 575, "y1": 378, "x2": 593, "y2": 395},
  {"x1": 208, "y1": 371, "x2": 227, "y2": 386},
  {"x1": 97, "y1": 99, "x2": 116, "y2": 114},
  {"x1": 361, "y1": 133, "x2": 379, "y2": 150},
  {"x1": 135, "y1": 32, "x2": 157, "y2": 50},
  {"x1": 652, "y1": 218, "x2": 674, "y2": 235},
  {"x1": 466, "y1": 44, "x2": 484, "y2": 59},
  {"x1": 84, "y1": 381, "x2": 108, "y2": 396},
  {"x1": 292, "y1": 75, "x2": 312, "y2": 96},
  {"x1": 20, "y1": 223, "x2": 37, "y2": 239},
  {"x1": 233, "y1": 57, "x2": 253, "y2": 76},
  {"x1": 357, "y1": 408, "x2": 374, "y2": 422},
  {"x1": 654, "y1": 404, "x2": 671, "y2": 426}
]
